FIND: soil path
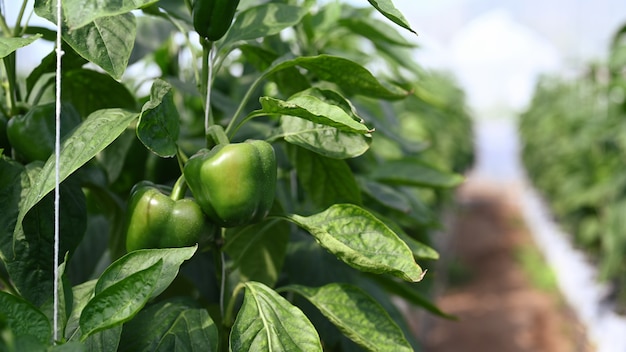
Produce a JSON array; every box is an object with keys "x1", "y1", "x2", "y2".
[{"x1": 415, "y1": 180, "x2": 592, "y2": 352}]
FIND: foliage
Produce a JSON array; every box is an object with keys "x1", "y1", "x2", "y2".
[
  {"x1": 0, "y1": 0, "x2": 473, "y2": 350},
  {"x1": 520, "y1": 22, "x2": 626, "y2": 307}
]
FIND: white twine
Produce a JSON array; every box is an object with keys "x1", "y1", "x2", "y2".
[
  {"x1": 53, "y1": 0, "x2": 64, "y2": 343},
  {"x1": 204, "y1": 42, "x2": 214, "y2": 136}
]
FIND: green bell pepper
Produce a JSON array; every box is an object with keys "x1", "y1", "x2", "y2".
[
  {"x1": 183, "y1": 139, "x2": 277, "y2": 228},
  {"x1": 124, "y1": 179, "x2": 213, "y2": 252},
  {"x1": 192, "y1": 0, "x2": 240, "y2": 41},
  {"x1": 6, "y1": 102, "x2": 81, "y2": 162}
]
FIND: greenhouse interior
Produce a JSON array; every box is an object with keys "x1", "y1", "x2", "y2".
[{"x1": 0, "y1": 0, "x2": 626, "y2": 351}]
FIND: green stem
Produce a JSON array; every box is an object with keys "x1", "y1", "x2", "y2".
[
  {"x1": 176, "y1": 147, "x2": 188, "y2": 174},
  {"x1": 12, "y1": 0, "x2": 29, "y2": 37},
  {"x1": 226, "y1": 111, "x2": 266, "y2": 139},
  {"x1": 0, "y1": 12, "x2": 11, "y2": 36},
  {"x1": 2, "y1": 54, "x2": 16, "y2": 115},
  {"x1": 207, "y1": 124, "x2": 230, "y2": 148},
  {"x1": 201, "y1": 39, "x2": 215, "y2": 145},
  {"x1": 224, "y1": 76, "x2": 267, "y2": 137},
  {"x1": 170, "y1": 175, "x2": 188, "y2": 201},
  {"x1": 224, "y1": 282, "x2": 245, "y2": 328}
]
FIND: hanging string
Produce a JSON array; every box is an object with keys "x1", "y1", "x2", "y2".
[
  {"x1": 53, "y1": 0, "x2": 64, "y2": 343},
  {"x1": 204, "y1": 41, "x2": 215, "y2": 136}
]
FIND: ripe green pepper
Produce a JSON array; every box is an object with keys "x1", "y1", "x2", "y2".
[
  {"x1": 124, "y1": 179, "x2": 213, "y2": 252},
  {"x1": 183, "y1": 139, "x2": 277, "y2": 228},
  {"x1": 192, "y1": 0, "x2": 240, "y2": 41},
  {"x1": 7, "y1": 102, "x2": 81, "y2": 162}
]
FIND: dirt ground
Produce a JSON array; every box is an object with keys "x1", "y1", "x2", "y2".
[{"x1": 412, "y1": 180, "x2": 593, "y2": 352}]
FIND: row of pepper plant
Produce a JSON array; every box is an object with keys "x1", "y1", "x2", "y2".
[
  {"x1": 520, "y1": 23, "x2": 626, "y2": 310},
  {"x1": 0, "y1": 0, "x2": 473, "y2": 350}
]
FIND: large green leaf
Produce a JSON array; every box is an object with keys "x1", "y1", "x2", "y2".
[
  {"x1": 8, "y1": 169, "x2": 86, "y2": 307},
  {"x1": 259, "y1": 95, "x2": 371, "y2": 134},
  {"x1": 65, "y1": 280, "x2": 97, "y2": 342},
  {"x1": 367, "y1": 274, "x2": 455, "y2": 320},
  {"x1": 79, "y1": 260, "x2": 163, "y2": 339},
  {"x1": 13, "y1": 109, "x2": 138, "y2": 245},
  {"x1": 266, "y1": 55, "x2": 408, "y2": 100},
  {"x1": 280, "y1": 117, "x2": 370, "y2": 159},
  {"x1": 224, "y1": 219, "x2": 290, "y2": 287},
  {"x1": 370, "y1": 158, "x2": 464, "y2": 188},
  {"x1": 95, "y1": 246, "x2": 197, "y2": 299},
  {"x1": 284, "y1": 284, "x2": 413, "y2": 352},
  {"x1": 0, "y1": 158, "x2": 25, "y2": 263},
  {"x1": 292, "y1": 147, "x2": 362, "y2": 209},
  {"x1": 0, "y1": 35, "x2": 42, "y2": 58},
  {"x1": 366, "y1": 0, "x2": 416, "y2": 35},
  {"x1": 286, "y1": 204, "x2": 424, "y2": 282},
  {"x1": 339, "y1": 17, "x2": 415, "y2": 47},
  {"x1": 222, "y1": 3, "x2": 309, "y2": 47},
  {"x1": 0, "y1": 291, "x2": 51, "y2": 345},
  {"x1": 34, "y1": 0, "x2": 156, "y2": 30},
  {"x1": 119, "y1": 298, "x2": 218, "y2": 352},
  {"x1": 63, "y1": 13, "x2": 137, "y2": 80},
  {"x1": 229, "y1": 281, "x2": 322, "y2": 351},
  {"x1": 136, "y1": 79, "x2": 180, "y2": 157},
  {"x1": 62, "y1": 69, "x2": 138, "y2": 117}
]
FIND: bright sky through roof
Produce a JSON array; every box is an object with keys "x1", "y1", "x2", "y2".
[{"x1": 390, "y1": 0, "x2": 626, "y2": 117}]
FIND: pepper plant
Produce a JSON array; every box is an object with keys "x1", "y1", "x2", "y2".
[
  {"x1": 0, "y1": 0, "x2": 472, "y2": 350},
  {"x1": 520, "y1": 23, "x2": 626, "y2": 310}
]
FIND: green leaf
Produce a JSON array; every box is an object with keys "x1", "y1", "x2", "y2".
[
  {"x1": 119, "y1": 298, "x2": 218, "y2": 352},
  {"x1": 48, "y1": 341, "x2": 85, "y2": 351},
  {"x1": 367, "y1": 274, "x2": 455, "y2": 319},
  {"x1": 62, "y1": 69, "x2": 137, "y2": 117},
  {"x1": 339, "y1": 17, "x2": 415, "y2": 47},
  {"x1": 366, "y1": 0, "x2": 416, "y2": 35},
  {"x1": 26, "y1": 44, "x2": 88, "y2": 99},
  {"x1": 8, "y1": 172, "x2": 86, "y2": 307},
  {"x1": 224, "y1": 219, "x2": 290, "y2": 287},
  {"x1": 95, "y1": 246, "x2": 197, "y2": 299},
  {"x1": 285, "y1": 284, "x2": 413, "y2": 352},
  {"x1": 13, "y1": 109, "x2": 138, "y2": 245},
  {"x1": 259, "y1": 95, "x2": 371, "y2": 134},
  {"x1": 0, "y1": 158, "x2": 25, "y2": 263},
  {"x1": 34, "y1": 0, "x2": 156, "y2": 30},
  {"x1": 0, "y1": 35, "x2": 42, "y2": 58},
  {"x1": 230, "y1": 281, "x2": 322, "y2": 352},
  {"x1": 286, "y1": 204, "x2": 424, "y2": 282},
  {"x1": 222, "y1": 3, "x2": 309, "y2": 47},
  {"x1": 280, "y1": 117, "x2": 370, "y2": 159},
  {"x1": 358, "y1": 178, "x2": 412, "y2": 214},
  {"x1": 82, "y1": 325, "x2": 122, "y2": 352},
  {"x1": 79, "y1": 259, "x2": 163, "y2": 339},
  {"x1": 266, "y1": 55, "x2": 408, "y2": 100},
  {"x1": 370, "y1": 159, "x2": 464, "y2": 188},
  {"x1": 0, "y1": 291, "x2": 51, "y2": 345},
  {"x1": 65, "y1": 280, "x2": 98, "y2": 342},
  {"x1": 63, "y1": 13, "x2": 137, "y2": 80},
  {"x1": 292, "y1": 147, "x2": 362, "y2": 209},
  {"x1": 40, "y1": 255, "x2": 74, "y2": 341},
  {"x1": 137, "y1": 79, "x2": 180, "y2": 157},
  {"x1": 278, "y1": 87, "x2": 371, "y2": 158}
]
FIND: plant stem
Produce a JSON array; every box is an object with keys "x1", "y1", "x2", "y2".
[
  {"x1": 0, "y1": 12, "x2": 11, "y2": 36},
  {"x1": 224, "y1": 76, "x2": 266, "y2": 137},
  {"x1": 176, "y1": 146, "x2": 188, "y2": 174},
  {"x1": 12, "y1": 0, "x2": 28, "y2": 37},
  {"x1": 201, "y1": 39, "x2": 215, "y2": 143},
  {"x1": 170, "y1": 175, "x2": 188, "y2": 201}
]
